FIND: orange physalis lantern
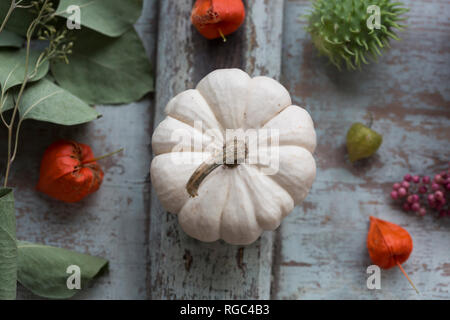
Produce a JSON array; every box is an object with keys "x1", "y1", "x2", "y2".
[
  {"x1": 367, "y1": 216, "x2": 419, "y2": 293},
  {"x1": 191, "y1": 0, "x2": 245, "y2": 41},
  {"x1": 37, "y1": 140, "x2": 104, "y2": 203}
]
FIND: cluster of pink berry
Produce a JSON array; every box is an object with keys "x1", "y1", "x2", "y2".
[{"x1": 390, "y1": 167, "x2": 450, "y2": 217}]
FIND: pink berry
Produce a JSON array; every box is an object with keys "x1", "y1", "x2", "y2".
[
  {"x1": 407, "y1": 195, "x2": 414, "y2": 203},
  {"x1": 402, "y1": 202, "x2": 411, "y2": 212},
  {"x1": 404, "y1": 174, "x2": 412, "y2": 182},
  {"x1": 411, "y1": 203, "x2": 420, "y2": 212},
  {"x1": 427, "y1": 194, "x2": 435, "y2": 202},
  {"x1": 434, "y1": 174, "x2": 443, "y2": 184},
  {"x1": 432, "y1": 183, "x2": 440, "y2": 191},
  {"x1": 393, "y1": 183, "x2": 401, "y2": 190},
  {"x1": 419, "y1": 208, "x2": 426, "y2": 216},
  {"x1": 412, "y1": 175, "x2": 420, "y2": 183},
  {"x1": 419, "y1": 186, "x2": 427, "y2": 194},
  {"x1": 390, "y1": 191, "x2": 399, "y2": 200},
  {"x1": 401, "y1": 181, "x2": 410, "y2": 189},
  {"x1": 435, "y1": 190, "x2": 444, "y2": 200},
  {"x1": 446, "y1": 183, "x2": 450, "y2": 190},
  {"x1": 412, "y1": 194, "x2": 419, "y2": 202},
  {"x1": 422, "y1": 176, "x2": 430, "y2": 184},
  {"x1": 398, "y1": 188, "x2": 407, "y2": 197}
]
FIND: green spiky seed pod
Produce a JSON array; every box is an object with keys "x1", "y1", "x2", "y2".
[{"x1": 305, "y1": 0, "x2": 408, "y2": 70}]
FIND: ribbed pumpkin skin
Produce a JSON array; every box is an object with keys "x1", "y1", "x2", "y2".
[{"x1": 150, "y1": 69, "x2": 317, "y2": 245}]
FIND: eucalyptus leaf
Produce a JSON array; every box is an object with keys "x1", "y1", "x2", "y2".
[
  {"x1": 51, "y1": 27, "x2": 153, "y2": 104},
  {"x1": 0, "y1": 49, "x2": 50, "y2": 91},
  {"x1": 17, "y1": 241, "x2": 108, "y2": 299},
  {"x1": 56, "y1": 0, "x2": 143, "y2": 37},
  {"x1": 0, "y1": 0, "x2": 35, "y2": 36},
  {"x1": 18, "y1": 79, "x2": 100, "y2": 125},
  {"x1": 0, "y1": 188, "x2": 17, "y2": 300},
  {"x1": 0, "y1": 29, "x2": 23, "y2": 47},
  {"x1": 0, "y1": 92, "x2": 14, "y2": 112}
]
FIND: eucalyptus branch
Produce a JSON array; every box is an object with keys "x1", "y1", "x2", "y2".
[
  {"x1": 0, "y1": 0, "x2": 16, "y2": 35},
  {"x1": 3, "y1": 0, "x2": 50, "y2": 187},
  {"x1": 10, "y1": 118, "x2": 23, "y2": 163},
  {"x1": 0, "y1": 93, "x2": 10, "y2": 127},
  {"x1": 0, "y1": 1, "x2": 31, "y2": 34}
]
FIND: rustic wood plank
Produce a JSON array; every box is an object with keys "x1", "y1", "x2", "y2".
[
  {"x1": 7, "y1": 0, "x2": 158, "y2": 299},
  {"x1": 148, "y1": 0, "x2": 284, "y2": 299},
  {"x1": 272, "y1": 0, "x2": 450, "y2": 299}
]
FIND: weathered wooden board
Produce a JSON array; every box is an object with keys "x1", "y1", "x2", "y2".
[
  {"x1": 148, "y1": 0, "x2": 284, "y2": 299},
  {"x1": 6, "y1": 0, "x2": 159, "y2": 299},
  {"x1": 3, "y1": 0, "x2": 448, "y2": 300},
  {"x1": 271, "y1": 0, "x2": 450, "y2": 299}
]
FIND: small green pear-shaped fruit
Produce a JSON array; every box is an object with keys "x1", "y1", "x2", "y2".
[{"x1": 346, "y1": 123, "x2": 383, "y2": 162}]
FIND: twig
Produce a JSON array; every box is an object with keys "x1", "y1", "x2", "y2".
[
  {"x1": 0, "y1": 0, "x2": 16, "y2": 35},
  {"x1": 3, "y1": 0, "x2": 50, "y2": 187}
]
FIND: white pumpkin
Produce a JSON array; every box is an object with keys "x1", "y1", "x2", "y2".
[{"x1": 150, "y1": 69, "x2": 316, "y2": 245}]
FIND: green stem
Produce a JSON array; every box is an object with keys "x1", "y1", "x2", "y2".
[
  {"x1": 81, "y1": 148, "x2": 124, "y2": 165},
  {"x1": 3, "y1": 0, "x2": 49, "y2": 187},
  {"x1": 0, "y1": 0, "x2": 16, "y2": 35}
]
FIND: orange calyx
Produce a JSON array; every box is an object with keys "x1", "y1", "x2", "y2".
[
  {"x1": 367, "y1": 216, "x2": 419, "y2": 294},
  {"x1": 36, "y1": 140, "x2": 106, "y2": 203},
  {"x1": 191, "y1": 0, "x2": 245, "y2": 40}
]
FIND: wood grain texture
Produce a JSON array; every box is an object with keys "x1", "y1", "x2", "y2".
[
  {"x1": 271, "y1": 0, "x2": 450, "y2": 299},
  {"x1": 3, "y1": 0, "x2": 448, "y2": 300},
  {"x1": 3, "y1": 0, "x2": 159, "y2": 299},
  {"x1": 148, "y1": 0, "x2": 284, "y2": 299}
]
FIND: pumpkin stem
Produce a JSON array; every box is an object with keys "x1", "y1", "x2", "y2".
[
  {"x1": 218, "y1": 28, "x2": 227, "y2": 42},
  {"x1": 186, "y1": 138, "x2": 247, "y2": 197},
  {"x1": 396, "y1": 260, "x2": 419, "y2": 294},
  {"x1": 82, "y1": 148, "x2": 124, "y2": 165}
]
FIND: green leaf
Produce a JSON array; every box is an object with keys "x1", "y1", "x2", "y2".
[
  {"x1": 0, "y1": 188, "x2": 17, "y2": 300},
  {"x1": 0, "y1": 30, "x2": 23, "y2": 47},
  {"x1": 18, "y1": 79, "x2": 100, "y2": 125},
  {"x1": 0, "y1": 48, "x2": 50, "y2": 91},
  {"x1": 51, "y1": 27, "x2": 153, "y2": 104},
  {"x1": 0, "y1": 92, "x2": 14, "y2": 113},
  {"x1": 17, "y1": 241, "x2": 108, "y2": 299},
  {"x1": 0, "y1": 0, "x2": 35, "y2": 36},
  {"x1": 56, "y1": 0, "x2": 143, "y2": 37}
]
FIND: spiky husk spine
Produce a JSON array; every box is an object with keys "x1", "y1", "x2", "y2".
[{"x1": 306, "y1": 0, "x2": 408, "y2": 70}]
